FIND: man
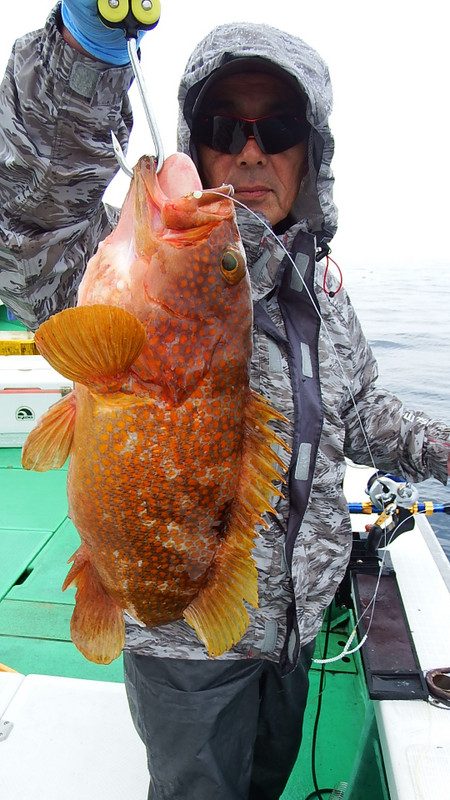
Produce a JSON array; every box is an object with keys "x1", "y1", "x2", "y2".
[
  {"x1": 189, "y1": 68, "x2": 309, "y2": 228},
  {"x1": 0, "y1": 4, "x2": 448, "y2": 800}
]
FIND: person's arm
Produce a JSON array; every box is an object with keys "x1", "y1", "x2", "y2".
[
  {"x1": 340, "y1": 293, "x2": 450, "y2": 484},
  {"x1": 0, "y1": 5, "x2": 134, "y2": 330}
]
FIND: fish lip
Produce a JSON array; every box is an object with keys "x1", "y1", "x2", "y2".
[
  {"x1": 141, "y1": 156, "x2": 231, "y2": 210},
  {"x1": 135, "y1": 158, "x2": 235, "y2": 246}
]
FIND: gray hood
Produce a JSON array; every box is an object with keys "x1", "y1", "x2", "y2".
[{"x1": 176, "y1": 22, "x2": 338, "y2": 246}]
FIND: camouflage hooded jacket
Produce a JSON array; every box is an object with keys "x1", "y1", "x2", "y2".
[{"x1": 0, "y1": 7, "x2": 448, "y2": 669}]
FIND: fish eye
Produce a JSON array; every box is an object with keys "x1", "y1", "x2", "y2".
[{"x1": 220, "y1": 247, "x2": 246, "y2": 285}]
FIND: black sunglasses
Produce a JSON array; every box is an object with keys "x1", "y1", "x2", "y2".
[{"x1": 192, "y1": 113, "x2": 309, "y2": 155}]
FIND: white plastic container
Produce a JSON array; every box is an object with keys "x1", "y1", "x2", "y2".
[{"x1": 0, "y1": 356, "x2": 72, "y2": 447}]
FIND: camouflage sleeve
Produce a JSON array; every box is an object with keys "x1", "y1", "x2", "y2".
[
  {"x1": 0, "y1": 5, "x2": 133, "y2": 330},
  {"x1": 339, "y1": 291, "x2": 450, "y2": 485}
]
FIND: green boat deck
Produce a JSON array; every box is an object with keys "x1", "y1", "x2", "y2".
[
  {"x1": 0, "y1": 438, "x2": 390, "y2": 799},
  {"x1": 0, "y1": 447, "x2": 123, "y2": 683}
]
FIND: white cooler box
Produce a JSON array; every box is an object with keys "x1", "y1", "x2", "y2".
[{"x1": 0, "y1": 356, "x2": 72, "y2": 447}]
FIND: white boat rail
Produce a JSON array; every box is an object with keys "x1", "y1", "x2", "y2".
[{"x1": 345, "y1": 462, "x2": 450, "y2": 800}]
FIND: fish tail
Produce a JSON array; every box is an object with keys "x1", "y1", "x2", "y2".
[
  {"x1": 63, "y1": 546, "x2": 124, "y2": 665},
  {"x1": 184, "y1": 389, "x2": 289, "y2": 657}
]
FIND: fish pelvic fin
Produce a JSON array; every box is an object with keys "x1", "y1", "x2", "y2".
[
  {"x1": 183, "y1": 389, "x2": 290, "y2": 657},
  {"x1": 21, "y1": 391, "x2": 76, "y2": 471},
  {"x1": 34, "y1": 305, "x2": 146, "y2": 392},
  {"x1": 63, "y1": 546, "x2": 124, "y2": 665}
]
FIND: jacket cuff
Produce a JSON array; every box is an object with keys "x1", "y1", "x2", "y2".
[
  {"x1": 401, "y1": 410, "x2": 449, "y2": 485},
  {"x1": 423, "y1": 423, "x2": 450, "y2": 485}
]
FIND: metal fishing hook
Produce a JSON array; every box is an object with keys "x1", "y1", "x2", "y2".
[
  {"x1": 98, "y1": 0, "x2": 165, "y2": 176},
  {"x1": 127, "y1": 35, "x2": 165, "y2": 174}
]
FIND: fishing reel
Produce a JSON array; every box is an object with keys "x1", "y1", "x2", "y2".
[{"x1": 365, "y1": 471, "x2": 419, "y2": 555}]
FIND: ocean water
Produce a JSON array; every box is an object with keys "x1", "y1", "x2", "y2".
[{"x1": 343, "y1": 262, "x2": 450, "y2": 560}]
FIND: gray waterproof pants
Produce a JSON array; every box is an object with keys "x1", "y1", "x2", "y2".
[{"x1": 123, "y1": 642, "x2": 314, "y2": 800}]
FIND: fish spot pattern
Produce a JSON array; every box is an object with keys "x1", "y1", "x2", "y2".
[{"x1": 69, "y1": 378, "x2": 246, "y2": 627}]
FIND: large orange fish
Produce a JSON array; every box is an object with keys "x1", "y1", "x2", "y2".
[{"x1": 22, "y1": 153, "x2": 287, "y2": 664}]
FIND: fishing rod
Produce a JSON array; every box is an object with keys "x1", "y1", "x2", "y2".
[
  {"x1": 97, "y1": 0, "x2": 164, "y2": 174},
  {"x1": 348, "y1": 501, "x2": 450, "y2": 515}
]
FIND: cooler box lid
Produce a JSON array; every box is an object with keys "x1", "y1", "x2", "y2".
[{"x1": 0, "y1": 356, "x2": 72, "y2": 391}]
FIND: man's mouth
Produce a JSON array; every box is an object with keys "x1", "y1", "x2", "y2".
[{"x1": 234, "y1": 186, "x2": 271, "y2": 200}]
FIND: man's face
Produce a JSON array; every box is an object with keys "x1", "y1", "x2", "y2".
[{"x1": 196, "y1": 73, "x2": 308, "y2": 227}]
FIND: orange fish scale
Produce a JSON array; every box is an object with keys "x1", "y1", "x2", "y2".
[{"x1": 69, "y1": 376, "x2": 246, "y2": 627}]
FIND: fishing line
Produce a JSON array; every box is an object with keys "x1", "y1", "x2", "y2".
[
  {"x1": 314, "y1": 510, "x2": 420, "y2": 664},
  {"x1": 205, "y1": 191, "x2": 409, "y2": 661},
  {"x1": 208, "y1": 191, "x2": 379, "y2": 473},
  {"x1": 314, "y1": 497, "x2": 431, "y2": 662}
]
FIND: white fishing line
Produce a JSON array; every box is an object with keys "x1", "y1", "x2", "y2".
[
  {"x1": 205, "y1": 190, "x2": 410, "y2": 663},
  {"x1": 208, "y1": 191, "x2": 378, "y2": 471},
  {"x1": 313, "y1": 511, "x2": 420, "y2": 664}
]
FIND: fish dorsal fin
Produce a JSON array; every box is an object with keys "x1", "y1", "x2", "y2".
[
  {"x1": 183, "y1": 389, "x2": 290, "y2": 656},
  {"x1": 35, "y1": 305, "x2": 146, "y2": 392},
  {"x1": 22, "y1": 391, "x2": 76, "y2": 471}
]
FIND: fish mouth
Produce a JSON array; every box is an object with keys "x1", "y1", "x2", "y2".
[{"x1": 133, "y1": 154, "x2": 235, "y2": 245}]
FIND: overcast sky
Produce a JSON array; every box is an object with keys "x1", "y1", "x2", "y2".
[{"x1": 1, "y1": 1, "x2": 449, "y2": 274}]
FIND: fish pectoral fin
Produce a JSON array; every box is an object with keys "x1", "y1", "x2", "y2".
[
  {"x1": 34, "y1": 305, "x2": 146, "y2": 392},
  {"x1": 22, "y1": 391, "x2": 76, "y2": 471},
  {"x1": 63, "y1": 547, "x2": 124, "y2": 665}
]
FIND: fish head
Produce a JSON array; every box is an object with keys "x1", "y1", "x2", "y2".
[
  {"x1": 127, "y1": 153, "x2": 249, "y2": 326},
  {"x1": 83, "y1": 153, "x2": 252, "y2": 401}
]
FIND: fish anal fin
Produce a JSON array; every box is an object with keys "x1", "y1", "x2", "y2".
[
  {"x1": 63, "y1": 546, "x2": 124, "y2": 665},
  {"x1": 22, "y1": 392, "x2": 76, "y2": 472},
  {"x1": 35, "y1": 305, "x2": 146, "y2": 392},
  {"x1": 184, "y1": 389, "x2": 289, "y2": 657}
]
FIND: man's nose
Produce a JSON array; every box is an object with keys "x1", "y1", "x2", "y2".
[{"x1": 236, "y1": 136, "x2": 267, "y2": 166}]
